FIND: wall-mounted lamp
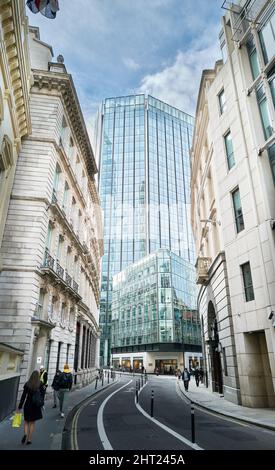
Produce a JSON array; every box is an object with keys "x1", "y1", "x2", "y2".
[
  {"x1": 200, "y1": 219, "x2": 221, "y2": 226},
  {"x1": 268, "y1": 311, "x2": 274, "y2": 320}
]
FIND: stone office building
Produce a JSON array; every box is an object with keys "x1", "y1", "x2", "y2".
[
  {"x1": 0, "y1": 0, "x2": 32, "y2": 421},
  {"x1": 191, "y1": 0, "x2": 275, "y2": 407},
  {"x1": 0, "y1": 26, "x2": 103, "y2": 400}
]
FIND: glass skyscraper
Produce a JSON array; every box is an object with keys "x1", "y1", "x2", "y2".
[{"x1": 97, "y1": 94, "x2": 195, "y2": 366}]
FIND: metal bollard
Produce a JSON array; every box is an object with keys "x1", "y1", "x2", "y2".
[
  {"x1": 136, "y1": 381, "x2": 139, "y2": 403},
  {"x1": 145, "y1": 373, "x2": 147, "y2": 383},
  {"x1": 138, "y1": 379, "x2": 141, "y2": 391},
  {"x1": 151, "y1": 389, "x2": 154, "y2": 417},
  {"x1": 141, "y1": 375, "x2": 144, "y2": 387},
  {"x1": 108, "y1": 372, "x2": 110, "y2": 383},
  {"x1": 95, "y1": 377, "x2": 98, "y2": 389},
  {"x1": 102, "y1": 375, "x2": 104, "y2": 387},
  {"x1": 191, "y1": 401, "x2": 195, "y2": 443}
]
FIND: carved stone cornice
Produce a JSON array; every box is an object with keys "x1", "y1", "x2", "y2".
[
  {"x1": 78, "y1": 300, "x2": 100, "y2": 334},
  {"x1": 0, "y1": 0, "x2": 31, "y2": 139},
  {"x1": 32, "y1": 69, "x2": 98, "y2": 178}
]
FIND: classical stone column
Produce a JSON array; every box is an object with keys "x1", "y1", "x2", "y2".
[
  {"x1": 77, "y1": 321, "x2": 84, "y2": 372},
  {"x1": 81, "y1": 324, "x2": 87, "y2": 370},
  {"x1": 85, "y1": 328, "x2": 90, "y2": 369}
]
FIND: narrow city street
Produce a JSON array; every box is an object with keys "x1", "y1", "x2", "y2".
[{"x1": 63, "y1": 374, "x2": 275, "y2": 451}]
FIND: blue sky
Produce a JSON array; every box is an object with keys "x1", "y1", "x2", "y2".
[{"x1": 29, "y1": 0, "x2": 223, "y2": 134}]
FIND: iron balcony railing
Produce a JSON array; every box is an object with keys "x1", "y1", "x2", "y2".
[
  {"x1": 43, "y1": 249, "x2": 55, "y2": 270},
  {"x1": 72, "y1": 280, "x2": 79, "y2": 293},
  {"x1": 65, "y1": 271, "x2": 72, "y2": 288},
  {"x1": 56, "y1": 261, "x2": 64, "y2": 280},
  {"x1": 42, "y1": 251, "x2": 80, "y2": 298}
]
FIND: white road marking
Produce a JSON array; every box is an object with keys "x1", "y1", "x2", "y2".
[
  {"x1": 97, "y1": 379, "x2": 133, "y2": 450},
  {"x1": 135, "y1": 383, "x2": 203, "y2": 451}
]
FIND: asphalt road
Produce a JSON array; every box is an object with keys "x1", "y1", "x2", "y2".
[{"x1": 65, "y1": 374, "x2": 275, "y2": 451}]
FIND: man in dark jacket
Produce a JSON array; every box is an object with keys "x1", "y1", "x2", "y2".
[
  {"x1": 58, "y1": 364, "x2": 73, "y2": 418},
  {"x1": 194, "y1": 368, "x2": 200, "y2": 387},
  {"x1": 182, "y1": 368, "x2": 191, "y2": 391},
  {"x1": 51, "y1": 370, "x2": 61, "y2": 408}
]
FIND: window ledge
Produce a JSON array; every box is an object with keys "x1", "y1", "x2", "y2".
[{"x1": 258, "y1": 132, "x2": 275, "y2": 155}]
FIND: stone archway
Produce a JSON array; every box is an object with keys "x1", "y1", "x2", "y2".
[{"x1": 207, "y1": 301, "x2": 223, "y2": 394}]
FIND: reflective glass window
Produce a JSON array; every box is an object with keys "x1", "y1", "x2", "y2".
[
  {"x1": 256, "y1": 84, "x2": 273, "y2": 140},
  {"x1": 224, "y1": 131, "x2": 235, "y2": 170},
  {"x1": 232, "y1": 187, "x2": 245, "y2": 234},
  {"x1": 241, "y1": 262, "x2": 255, "y2": 302},
  {"x1": 259, "y1": 11, "x2": 275, "y2": 64}
]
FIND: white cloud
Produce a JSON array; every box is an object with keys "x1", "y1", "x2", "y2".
[
  {"x1": 138, "y1": 32, "x2": 221, "y2": 116},
  {"x1": 123, "y1": 57, "x2": 140, "y2": 71}
]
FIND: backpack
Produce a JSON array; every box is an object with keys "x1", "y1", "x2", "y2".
[
  {"x1": 32, "y1": 389, "x2": 44, "y2": 408},
  {"x1": 58, "y1": 372, "x2": 72, "y2": 389}
]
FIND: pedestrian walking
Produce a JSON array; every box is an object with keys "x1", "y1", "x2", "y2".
[
  {"x1": 199, "y1": 367, "x2": 204, "y2": 383},
  {"x1": 182, "y1": 368, "x2": 191, "y2": 391},
  {"x1": 194, "y1": 367, "x2": 200, "y2": 387},
  {"x1": 18, "y1": 370, "x2": 44, "y2": 445},
  {"x1": 57, "y1": 364, "x2": 73, "y2": 418},
  {"x1": 39, "y1": 365, "x2": 48, "y2": 401},
  {"x1": 51, "y1": 369, "x2": 61, "y2": 408}
]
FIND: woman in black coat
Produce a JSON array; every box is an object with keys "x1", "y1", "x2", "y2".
[{"x1": 18, "y1": 370, "x2": 44, "y2": 445}]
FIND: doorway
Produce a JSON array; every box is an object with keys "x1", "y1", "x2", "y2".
[
  {"x1": 208, "y1": 301, "x2": 223, "y2": 394},
  {"x1": 243, "y1": 331, "x2": 274, "y2": 407}
]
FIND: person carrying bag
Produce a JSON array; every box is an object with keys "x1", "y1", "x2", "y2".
[{"x1": 17, "y1": 370, "x2": 44, "y2": 445}]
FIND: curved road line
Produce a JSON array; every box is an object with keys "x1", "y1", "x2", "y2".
[
  {"x1": 175, "y1": 382, "x2": 248, "y2": 428},
  {"x1": 70, "y1": 380, "x2": 119, "y2": 450},
  {"x1": 136, "y1": 382, "x2": 203, "y2": 451},
  {"x1": 97, "y1": 379, "x2": 133, "y2": 450}
]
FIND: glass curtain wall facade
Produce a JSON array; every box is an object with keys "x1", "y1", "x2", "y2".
[
  {"x1": 98, "y1": 94, "x2": 194, "y2": 365},
  {"x1": 111, "y1": 249, "x2": 201, "y2": 353}
]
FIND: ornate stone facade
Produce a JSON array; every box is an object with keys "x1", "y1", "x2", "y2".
[
  {"x1": 0, "y1": 0, "x2": 31, "y2": 247},
  {"x1": 0, "y1": 27, "x2": 103, "y2": 396}
]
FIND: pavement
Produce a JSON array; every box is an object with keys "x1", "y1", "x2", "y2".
[
  {"x1": 0, "y1": 374, "x2": 117, "y2": 450},
  {"x1": 178, "y1": 376, "x2": 275, "y2": 431}
]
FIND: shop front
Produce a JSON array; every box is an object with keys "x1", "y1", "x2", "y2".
[
  {"x1": 133, "y1": 358, "x2": 143, "y2": 371},
  {"x1": 121, "y1": 358, "x2": 131, "y2": 370},
  {"x1": 155, "y1": 359, "x2": 178, "y2": 375}
]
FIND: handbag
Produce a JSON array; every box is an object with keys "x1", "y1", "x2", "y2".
[
  {"x1": 12, "y1": 412, "x2": 22, "y2": 428},
  {"x1": 32, "y1": 389, "x2": 44, "y2": 407}
]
